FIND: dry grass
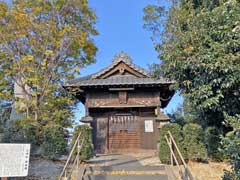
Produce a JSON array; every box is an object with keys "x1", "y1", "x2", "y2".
[
  {"x1": 135, "y1": 154, "x2": 231, "y2": 180},
  {"x1": 188, "y1": 161, "x2": 231, "y2": 180}
]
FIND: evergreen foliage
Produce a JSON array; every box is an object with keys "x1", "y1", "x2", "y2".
[
  {"x1": 167, "y1": 106, "x2": 185, "y2": 126},
  {"x1": 41, "y1": 126, "x2": 67, "y2": 160},
  {"x1": 144, "y1": 0, "x2": 240, "y2": 130},
  {"x1": 6, "y1": 123, "x2": 68, "y2": 159},
  {"x1": 182, "y1": 123, "x2": 207, "y2": 161},
  {"x1": 72, "y1": 125, "x2": 94, "y2": 161},
  {"x1": 144, "y1": 0, "x2": 240, "y2": 177},
  {"x1": 159, "y1": 123, "x2": 185, "y2": 164},
  {"x1": 222, "y1": 114, "x2": 240, "y2": 180},
  {"x1": 204, "y1": 127, "x2": 224, "y2": 161},
  {"x1": 0, "y1": 101, "x2": 11, "y2": 134},
  {"x1": 3, "y1": 122, "x2": 38, "y2": 145},
  {"x1": 167, "y1": 97, "x2": 197, "y2": 126}
]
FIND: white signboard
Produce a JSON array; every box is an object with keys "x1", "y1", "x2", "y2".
[
  {"x1": 0, "y1": 144, "x2": 31, "y2": 177},
  {"x1": 144, "y1": 120, "x2": 154, "y2": 132}
]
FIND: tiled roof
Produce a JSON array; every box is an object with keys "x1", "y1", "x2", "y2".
[
  {"x1": 64, "y1": 52, "x2": 174, "y2": 87},
  {"x1": 65, "y1": 76, "x2": 173, "y2": 87}
]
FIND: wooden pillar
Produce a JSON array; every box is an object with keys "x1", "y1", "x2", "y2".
[
  {"x1": 107, "y1": 115, "x2": 111, "y2": 153},
  {"x1": 155, "y1": 106, "x2": 160, "y2": 116},
  {"x1": 85, "y1": 94, "x2": 89, "y2": 116},
  {"x1": 85, "y1": 105, "x2": 89, "y2": 116}
]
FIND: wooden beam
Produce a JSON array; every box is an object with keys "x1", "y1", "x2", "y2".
[
  {"x1": 109, "y1": 87, "x2": 134, "y2": 91},
  {"x1": 90, "y1": 105, "x2": 156, "y2": 108}
]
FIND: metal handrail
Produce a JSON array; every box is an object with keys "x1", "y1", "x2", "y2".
[
  {"x1": 58, "y1": 132, "x2": 85, "y2": 180},
  {"x1": 165, "y1": 131, "x2": 195, "y2": 180}
]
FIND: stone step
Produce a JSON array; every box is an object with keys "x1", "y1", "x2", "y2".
[
  {"x1": 83, "y1": 174, "x2": 169, "y2": 180},
  {"x1": 87, "y1": 165, "x2": 165, "y2": 172}
]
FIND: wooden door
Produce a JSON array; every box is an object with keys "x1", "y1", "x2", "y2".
[{"x1": 108, "y1": 115, "x2": 140, "y2": 153}]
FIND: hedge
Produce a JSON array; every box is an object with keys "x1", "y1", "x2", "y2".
[
  {"x1": 159, "y1": 123, "x2": 186, "y2": 164},
  {"x1": 204, "y1": 127, "x2": 224, "y2": 161},
  {"x1": 72, "y1": 125, "x2": 94, "y2": 161},
  {"x1": 182, "y1": 123, "x2": 208, "y2": 161},
  {"x1": 41, "y1": 126, "x2": 67, "y2": 160}
]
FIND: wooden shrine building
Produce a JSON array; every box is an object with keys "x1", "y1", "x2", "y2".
[{"x1": 64, "y1": 52, "x2": 174, "y2": 154}]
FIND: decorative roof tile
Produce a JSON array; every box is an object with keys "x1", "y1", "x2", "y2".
[{"x1": 112, "y1": 52, "x2": 132, "y2": 64}]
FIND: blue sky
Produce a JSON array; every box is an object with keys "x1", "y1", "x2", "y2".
[{"x1": 74, "y1": 0, "x2": 183, "y2": 122}]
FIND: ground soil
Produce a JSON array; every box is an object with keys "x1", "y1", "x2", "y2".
[{"x1": 12, "y1": 157, "x2": 65, "y2": 180}]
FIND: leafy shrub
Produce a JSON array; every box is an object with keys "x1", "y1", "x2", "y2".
[
  {"x1": 222, "y1": 114, "x2": 240, "y2": 180},
  {"x1": 204, "y1": 127, "x2": 224, "y2": 161},
  {"x1": 159, "y1": 123, "x2": 186, "y2": 164},
  {"x1": 3, "y1": 121, "x2": 38, "y2": 145},
  {"x1": 0, "y1": 104, "x2": 11, "y2": 134},
  {"x1": 183, "y1": 123, "x2": 207, "y2": 161},
  {"x1": 3, "y1": 117, "x2": 68, "y2": 159},
  {"x1": 223, "y1": 170, "x2": 239, "y2": 180},
  {"x1": 41, "y1": 126, "x2": 67, "y2": 160},
  {"x1": 72, "y1": 125, "x2": 94, "y2": 161}
]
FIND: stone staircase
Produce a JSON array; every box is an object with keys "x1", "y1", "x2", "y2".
[
  {"x1": 82, "y1": 165, "x2": 170, "y2": 180},
  {"x1": 59, "y1": 131, "x2": 189, "y2": 180},
  {"x1": 68, "y1": 154, "x2": 178, "y2": 180}
]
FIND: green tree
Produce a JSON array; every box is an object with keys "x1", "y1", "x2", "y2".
[
  {"x1": 182, "y1": 123, "x2": 207, "y2": 161},
  {"x1": 167, "y1": 97, "x2": 198, "y2": 126},
  {"x1": 222, "y1": 114, "x2": 240, "y2": 180},
  {"x1": 0, "y1": 0, "x2": 98, "y2": 156},
  {"x1": 204, "y1": 127, "x2": 224, "y2": 161},
  {"x1": 144, "y1": 0, "x2": 240, "y2": 178},
  {"x1": 167, "y1": 105, "x2": 185, "y2": 126},
  {"x1": 143, "y1": 0, "x2": 240, "y2": 129}
]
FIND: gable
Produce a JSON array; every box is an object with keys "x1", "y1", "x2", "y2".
[
  {"x1": 92, "y1": 52, "x2": 150, "y2": 79},
  {"x1": 98, "y1": 62, "x2": 148, "y2": 79}
]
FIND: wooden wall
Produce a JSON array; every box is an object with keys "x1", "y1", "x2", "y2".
[{"x1": 86, "y1": 90, "x2": 161, "y2": 108}]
